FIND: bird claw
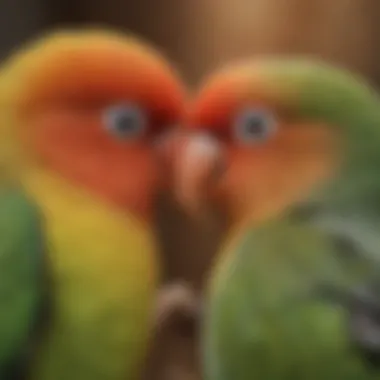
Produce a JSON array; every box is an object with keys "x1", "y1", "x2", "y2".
[{"x1": 153, "y1": 281, "x2": 203, "y2": 331}]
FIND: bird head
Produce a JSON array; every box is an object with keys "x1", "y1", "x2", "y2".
[
  {"x1": 1, "y1": 29, "x2": 186, "y2": 221},
  {"x1": 170, "y1": 59, "x2": 380, "y2": 226}
]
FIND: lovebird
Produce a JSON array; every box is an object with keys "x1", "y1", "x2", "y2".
[
  {"x1": 0, "y1": 28, "x2": 185, "y2": 380},
  {"x1": 171, "y1": 59, "x2": 380, "y2": 380}
]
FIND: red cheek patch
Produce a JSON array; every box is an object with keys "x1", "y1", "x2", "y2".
[{"x1": 23, "y1": 110, "x2": 159, "y2": 217}]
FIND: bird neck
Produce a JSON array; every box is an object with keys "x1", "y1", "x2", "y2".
[
  {"x1": 310, "y1": 156, "x2": 380, "y2": 220},
  {"x1": 18, "y1": 164, "x2": 153, "y2": 226}
]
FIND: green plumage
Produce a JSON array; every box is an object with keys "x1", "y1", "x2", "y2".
[
  {"x1": 204, "y1": 60, "x2": 380, "y2": 379},
  {"x1": 257, "y1": 60, "x2": 380, "y2": 212},
  {"x1": 205, "y1": 217, "x2": 380, "y2": 380},
  {"x1": 0, "y1": 188, "x2": 44, "y2": 377}
]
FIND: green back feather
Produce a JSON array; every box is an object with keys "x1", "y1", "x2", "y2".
[
  {"x1": 205, "y1": 219, "x2": 380, "y2": 380},
  {"x1": 0, "y1": 188, "x2": 44, "y2": 375}
]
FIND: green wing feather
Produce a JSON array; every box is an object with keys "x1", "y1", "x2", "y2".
[
  {"x1": 204, "y1": 217, "x2": 380, "y2": 380},
  {"x1": 0, "y1": 188, "x2": 45, "y2": 375}
]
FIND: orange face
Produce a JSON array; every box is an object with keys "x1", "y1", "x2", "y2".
[
  {"x1": 173, "y1": 71, "x2": 339, "y2": 224},
  {"x1": 14, "y1": 32, "x2": 186, "y2": 220}
]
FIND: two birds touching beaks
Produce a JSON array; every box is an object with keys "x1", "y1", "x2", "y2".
[{"x1": 2, "y1": 26, "x2": 380, "y2": 380}]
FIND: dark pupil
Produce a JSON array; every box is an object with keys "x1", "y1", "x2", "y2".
[
  {"x1": 117, "y1": 113, "x2": 137, "y2": 132},
  {"x1": 246, "y1": 117, "x2": 265, "y2": 135}
]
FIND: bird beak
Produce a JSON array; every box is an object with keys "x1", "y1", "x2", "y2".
[
  {"x1": 170, "y1": 132, "x2": 223, "y2": 217},
  {"x1": 155, "y1": 128, "x2": 183, "y2": 165},
  {"x1": 155, "y1": 128, "x2": 187, "y2": 188}
]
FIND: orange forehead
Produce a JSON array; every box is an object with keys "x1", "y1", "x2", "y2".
[
  {"x1": 188, "y1": 77, "x2": 241, "y2": 129},
  {"x1": 10, "y1": 32, "x2": 185, "y2": 121},
  {"x1": 188, "y1": 65, "x2": 278, "y2": 131}
]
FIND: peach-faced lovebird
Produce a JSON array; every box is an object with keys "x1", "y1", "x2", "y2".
[
  {"x1": 0, "y1": 29, "x2": 185, "y2": 380},
  {"x1": 173, "y1": 59, "x2": 380, "y2": 379}
]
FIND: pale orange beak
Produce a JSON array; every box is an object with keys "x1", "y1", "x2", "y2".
[
  {"x1": 168, "y1": 132, "x2": 223, "y2": 216},
  {"x1": 154, "y1": 128, "x2": 184, "y2": 187}
]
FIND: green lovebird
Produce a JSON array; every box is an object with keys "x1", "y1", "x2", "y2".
[{"x1": 171, "y1": 59, "x2": 380, "y2": 380}]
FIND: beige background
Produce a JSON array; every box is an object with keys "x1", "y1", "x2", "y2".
[{"x1": 1, "y1": 1, "x2": 380, "y2": 379}]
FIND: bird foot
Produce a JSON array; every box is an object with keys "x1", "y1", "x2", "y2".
[{"x1": 154, "y1": 281, "x2": 203, "y2": 331}]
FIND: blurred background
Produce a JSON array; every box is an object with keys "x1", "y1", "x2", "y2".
[{"x1": 2, "y1": 0, "x2": 380, "y2": 379}]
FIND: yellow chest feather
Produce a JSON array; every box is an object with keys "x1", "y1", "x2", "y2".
[{"x1": 21, "y1": 169, "x2": 159, "y2": 379}]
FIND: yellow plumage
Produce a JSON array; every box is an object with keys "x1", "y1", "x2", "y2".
[
  {"x1": 0, "y1": 28, "x2": 180, "y2": 379},
  {"x1": 22, "y1": 167, "x2": 159, "y2": 380}
]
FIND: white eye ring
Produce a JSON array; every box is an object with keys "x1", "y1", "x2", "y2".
[
  {"x1": 102, "y1": 103, "x2": 147, "y2": 140},
  {"x1": 233, "y1": 108, "x2": 278, "y2": 144}
]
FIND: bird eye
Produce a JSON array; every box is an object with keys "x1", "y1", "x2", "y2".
[
  {"x1": 233, "y1": 108, "x2": 277, "y2": 144},
  {"x1": 103, "y1": 104, "x2": 147, "y2": 139}
]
